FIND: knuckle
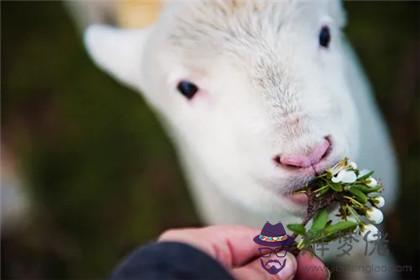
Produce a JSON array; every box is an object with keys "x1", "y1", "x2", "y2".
[{"x1": 158, "y1": 229, "x2": 178, "y2": 241}]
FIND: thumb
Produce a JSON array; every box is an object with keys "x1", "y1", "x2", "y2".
[
  {"x1": 232, "y1": 252, "x2": 297, "y2": 280},
  {"x1": 294, "y1": 250, "x2": 329, "y2": 280}
]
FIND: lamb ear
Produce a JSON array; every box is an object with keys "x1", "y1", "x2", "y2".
[{"x1": 84, "y1": 24, "x2": 152, "y2": 89}]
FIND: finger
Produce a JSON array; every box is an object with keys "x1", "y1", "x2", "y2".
[
  {"x1": 294, "y1": 250, "x2": 330, "y2": 280},
  {"x1": 232, "y1": 252, "x2": 297, "y2": 280},
  {"x1": 159, "y1": 225, "x2": 261, "y2": 267}
]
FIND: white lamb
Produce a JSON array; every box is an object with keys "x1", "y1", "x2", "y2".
[{"x1": 83, "y1": 1, "x2": 398, "y2": 278}]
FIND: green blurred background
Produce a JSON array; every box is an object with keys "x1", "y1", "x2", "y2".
[{"x1": 1, "y1": 1, "x2": 419, "y2": 279}]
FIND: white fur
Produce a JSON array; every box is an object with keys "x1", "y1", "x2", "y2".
[{"x1": 84, "y1": 1, "x2": 398, "y2": 278}]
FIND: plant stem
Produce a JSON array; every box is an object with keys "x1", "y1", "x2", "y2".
[
  {"x1": 347, "y1": 205, "x2": 362, "y2": 223},
  {"x1": 343, "y1": 195, "x2": 365, "y2": 208}
]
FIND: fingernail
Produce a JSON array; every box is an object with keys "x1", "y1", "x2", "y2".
[{"x1": 326, "y1": 267, "x2": 331, "y2": 280}]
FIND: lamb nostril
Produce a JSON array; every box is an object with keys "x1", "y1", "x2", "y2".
[
  {"x1": 274, "y1": 137, "x2": 332, "y2": 169},
  {"x1": 273, "y1": 155, "x2": 282, "y2": 165}
]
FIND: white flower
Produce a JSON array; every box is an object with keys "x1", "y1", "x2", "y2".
[
  {"x1": 328, "y1": 164, "x2": 345, "y2": 176},
  {"x1": 366, "y1": 177, "x2": 378, "y2": 187},
  {"x1": 358, "y1": 169, "x2": 371, "y2": 178},
  {"x1": 366, "y1": 207, "x2": 383, "y2": 224},
  {"x1": 371, "y1": 196, "x2": 385, "y2": 208},
  {"x1": 349, "y1": 161, "x2": 358, "y2": 169},
  {"x1": 328, "y1": 158, "x2": 355, "y2": 176},
  {"x1": 332, "y1": 170, "x2": 357, "y2": 183},
  {"x1": 361, "y1": 224, "x2": 380, "y2": 241}
]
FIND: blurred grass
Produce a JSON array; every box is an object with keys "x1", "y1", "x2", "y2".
[
  {"x1": 1, "y1": 1, "x2": 199, "y2": 278},
  {"x1": 1, "y1": 1, "x2": 419, "y2": 279}
]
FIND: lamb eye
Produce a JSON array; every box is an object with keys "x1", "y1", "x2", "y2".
[
  {"x1": 177, "y1": 80, "x2": 199, "y2": 99},
  {"x1": 319, "y1": 26, "x2": 331, "y2": 48}
]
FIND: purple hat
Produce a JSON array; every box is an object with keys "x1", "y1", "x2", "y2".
[{"x1": 253, "y1": 222, "x2": 295, "y2": 247}]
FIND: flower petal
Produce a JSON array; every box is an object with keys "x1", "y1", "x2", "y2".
[
  {"x1": 331, "y1": 170, "x2": 345, "y2": 183},
  {"x1": 371, "y1": 196, "x2": 385, "y2": 208},
  {"x1": 366, "y1": 177, "x2": 378, "y2": 187},
  {"x1": 330, "y1": 160, "x2": 348, "y2": 175},
  {"x1": 361, "y1": 224, "x2": 380, "y2": 241},
  {"x1": 340, "y1": 170, "x2": 357, "y2": 183},
  {"x1": 349, "y1": 161, "x2": 358, "y2": 169},
  {"x1": 366, "y1": 207, "x2": 384, "y2": 224}
]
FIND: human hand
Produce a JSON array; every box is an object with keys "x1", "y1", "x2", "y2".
[{"x1": 159, "y1": 225, "x2": 329, "y2": 280}]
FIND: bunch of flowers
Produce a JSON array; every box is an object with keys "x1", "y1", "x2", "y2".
[{"x1": 287, "y1": 158, "x2": 385, "y2": 252}]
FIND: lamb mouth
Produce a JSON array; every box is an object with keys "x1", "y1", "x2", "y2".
[
  {"x1": 282, "y1": 161, "x2": 337, "y2": 205},
  {"x1": 281, "y1": 173, "x2": 323, "y2": 205}
]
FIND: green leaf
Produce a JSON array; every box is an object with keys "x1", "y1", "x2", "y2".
[
  {"x1": 357, "y1": 171, "x2": 374, "y2": 181},
  {"x1": 310, "y1": 209, "x2": 329, "y2": 234},
  {"x1": 324, "y1": 221, "x2": 357, "y2": 235},
  {"x1": 348, "y1": 187, "x2": 368, "y2": 203},
  {"x1": 311, "y1": 221, "x2": 357, "y2": 243},
  {"x1": 287, "y1": 223, "x2": 306, "y2": 235},
  {"x1": 352, "y1": 184, "x2": 372, "y2": 193},
  {"x1": 365, "y1": 185, "x2": 383, "y2": 193},
  {"x1": 330, "y1": 183, "x2": 343, "y2": 192}
]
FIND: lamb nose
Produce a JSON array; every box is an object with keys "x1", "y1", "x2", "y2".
[{"x1": 275, "y1": 137, "x2": 331, "y2": 168}]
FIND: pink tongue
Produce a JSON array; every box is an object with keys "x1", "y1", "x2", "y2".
[{"x1": 289, "y1": 192, "x2": 308, "y2": 204}]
